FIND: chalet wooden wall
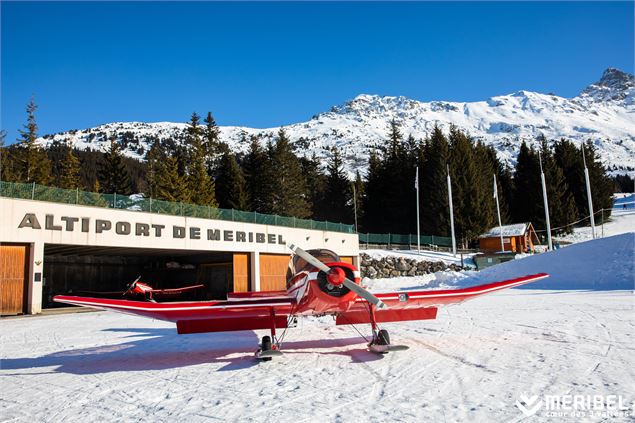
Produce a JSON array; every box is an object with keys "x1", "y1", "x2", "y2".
[{"x1": 0, "y1": 244, "x2": 29, "y2": 316}]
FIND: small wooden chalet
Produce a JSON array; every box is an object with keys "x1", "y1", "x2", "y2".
[{"x1": 478, "y1": 222, "x2": 539, "y2": 253}]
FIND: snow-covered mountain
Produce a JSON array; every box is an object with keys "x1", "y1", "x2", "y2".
[{"x1": 37, "y1": 68, "x2": 635, "y2": 176}]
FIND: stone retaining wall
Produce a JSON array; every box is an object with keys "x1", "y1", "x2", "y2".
[{"x1": 360, "y1": 253, "x2": 462, "y2": 279}]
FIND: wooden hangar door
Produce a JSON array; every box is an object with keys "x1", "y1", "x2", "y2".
[
  {"x1": 340, "y1": 256, "x2": 354, "y2": 265},
  {"x1": 0, "y1": 244, "x2": 29, "y2": 316},
  {"x1": 232, "y1": 253, "x2": 250, "y2": 292},
  {"x1": 259, "y1": 254, "x2": 291, "y2": 291}
]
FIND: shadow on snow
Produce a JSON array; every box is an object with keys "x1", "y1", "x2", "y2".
[{"x1": 1, "y1": 327, "x2": 383, "y2": 375}]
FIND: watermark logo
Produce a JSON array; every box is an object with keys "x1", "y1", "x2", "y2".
[
  {"x1": 515, "y1": 394, "x2": 543, "y2": 416},
  {"x1": 515, "y1": 393, "x2": 633, "y2": 418}
]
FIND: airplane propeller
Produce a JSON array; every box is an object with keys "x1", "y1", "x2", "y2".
[
  {"x1": 288, "y1": 244, "x2": 387, "y2": 309},
  {"x1": 123, "y1": 275, "x2": 142, "y2": 296}
]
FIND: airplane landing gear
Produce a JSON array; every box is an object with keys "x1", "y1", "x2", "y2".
[
  {"x1": 367, "y1": 305, "x2": 409, "y2": 354},
  {"x1": 255, "y1": 335, "x2": 280, "y2": 361},
  {"x1": 255, "y1": 309, "x2": 284, "y2": 361}
]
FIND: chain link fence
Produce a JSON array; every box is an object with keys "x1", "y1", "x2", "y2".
[{"x1": 358, "y1": 232, "x2": 453, "y2": 248}]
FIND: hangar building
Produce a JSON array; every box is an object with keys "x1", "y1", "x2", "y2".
[{"x1": 0, "y1": 196, "x2": 359, "y2": 316}]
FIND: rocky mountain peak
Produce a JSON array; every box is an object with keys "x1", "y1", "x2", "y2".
[{"x1": 579, "y1": 67, "x2": 634, "y2": 102}]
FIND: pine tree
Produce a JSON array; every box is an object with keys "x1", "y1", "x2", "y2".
[
  {"x1": 448, "y1": 128, "x2": 490, "y2": 245},
  {"x1": 98, "y1": 136, "x2": 131, "y2": 194},
  {"x1": 383, "y1": 120, "x2": 416, "y2": 233},
  {"x1": 215, "y1": 150, "x2": 248, "y2": 210},
  {"x1": 203, "y1": 112, "x2": 222, "y2": 174},
  {"x1": 511, "y1": 142, "x2": 543, "y2": 225},
  {"x1": 267, "y1": 128, "x2": 311, "y2": 218},
  {"x1": 420, "y1": 126, "x2": 450, "y2": 236},
  {"x1": 243, "y1": 136, "x2": 272, "y2": 213},
  {"x1": 362, "y1": 120, "x2": 418, "y2": 233},
  {"x1": 322, "y1": 147, "x2": 353, "y2": 223},
  {"x1": 0, "y1": 131, "x2": 19, "y2": 182},
  {"x1": 613, "y1": 174, "x2": 634, "y2": 193},
  {"x1": 474, "y1": 142, "x2": 507, "y2": 225},
  {"x1": 553, "y1": 139, "x2": 585, "y2": 220},
  {"x1": 58, "y1": 141, "x2": 82, "y2": 189},
  {"x1": 496, "y1": 163, "x2": 514, "y2": 224},
  {"x1": 156, "y1": 155, "x2": 190, "y2": 202},
  {"x1": 572, "y1": 140, "x2": 614, "y2": 222},
  {"x1": 145, "y1": 139, "x2": 163, "y2": 199},
  {"x1": 17, "y1": 97, "x2": 51, "y2": 184},
  {"x1": 187, "y1": 112, "x2": 217, "y2": 206},
  {"x1": 362, "y1": 149, "x2": 384, "y2": 231},
  {"x1": 539, "y1": 138, "x2": 577, "y2": 234},
  {"x1": 351, "y1": 170, "x2": 365, "y2": 231},
  {"x1": 300, "y1": 154, "x2": 327, "y2": 220},
  {"x1": 90, "y1": 179, "x2": 109, "y2": 207}
]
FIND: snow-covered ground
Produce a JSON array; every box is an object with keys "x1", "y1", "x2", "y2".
[
  {"x1": 472, "y1": 233, "x2": 634, "y2": 291},
  {"x1": 1, "y1": 290, "x2": 634, "y2": 423},
  {"x1": 2, "y1": 209, "x2": 634, "y2": 422}
]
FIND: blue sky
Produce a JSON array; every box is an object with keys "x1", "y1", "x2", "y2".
[{"x1": 2, "y1": 1, "x2": 633, "y2": 143}]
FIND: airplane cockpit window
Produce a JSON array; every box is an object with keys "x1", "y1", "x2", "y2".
[{"x1": 287, "y1": 249, "x2": 340, "y2": 282}]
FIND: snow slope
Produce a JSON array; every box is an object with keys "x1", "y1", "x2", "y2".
[
  {"x1": 1, "y1": 291, "x2": 633, "y2": 422},
  {"x1": 36, "y1": 68, "x2": 635, "y2": 176},
  {"x1": 460, "y1": 233, "x2": 635, "y2": 291},
  {"x1": 555, "y1": 210, "x2": 635, "y2": 244}
]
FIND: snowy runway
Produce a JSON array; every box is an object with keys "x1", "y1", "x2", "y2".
[{"x1": 1, "y1": 290, "x2": 633, "y2": 422}]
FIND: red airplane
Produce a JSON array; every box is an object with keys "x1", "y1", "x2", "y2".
[{"x1": 54, "y1": 244, "x2": 548, "y2": 360}]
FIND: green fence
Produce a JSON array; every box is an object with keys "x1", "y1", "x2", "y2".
[
  {"x1": 0, "y1": 181, "x2": 355, "y2": 234},
  {"x1": 358, "y1": 232, "x2": 453, "y2": 248}
]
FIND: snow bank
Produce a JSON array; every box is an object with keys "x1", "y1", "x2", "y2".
[{"x1": 461, "y1": 233, "x2": 634, "y2": 290}]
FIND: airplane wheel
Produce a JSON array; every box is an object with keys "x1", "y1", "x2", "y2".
[
  {"x1": 261, "y1": 336, "x2": 272, "y2": 362},
  {"x1": 262, "y1": 336, "x2": 272, "y2": 351},
  {"x1": 377, "y1": 329, "x2": 390, "y2": 346}
]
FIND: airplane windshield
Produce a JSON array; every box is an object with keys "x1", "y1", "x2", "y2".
[{"x1": 287, "y1": 249, "x2": 340, "y2": 281}]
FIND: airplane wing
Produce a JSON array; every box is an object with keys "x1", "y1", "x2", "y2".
[
  {"x1": 335, "y1": 273, "x2": 549, "y2": 325},
  {"x1": 53, "y1": 293, "x2": 294, "y2": 334}
]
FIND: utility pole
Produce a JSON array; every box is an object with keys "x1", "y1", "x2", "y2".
[
  {"x1": 352, "y1": 182, "x2": 358, "y2": 233},
  {"x1": 494, "y1": 174, "x2": 505, "y2": 252},
  {"x1": 538, "y1": 150, "x2": 553, "y2": 251},
  {"x1": 582, "y1": 143, "x2": 596, "y2": 239},
  {"x1": 447, "y1": 165, "x2": 457, "y2": 256},
  {"x1": 415, "y1": 166, "x2": 420, "y2": 253}
]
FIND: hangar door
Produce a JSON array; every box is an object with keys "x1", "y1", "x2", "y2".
[
  {"x1": 259, "y1": 254, "x2": 291, "y2": 291},
  {"x1": 0, "y1": 244, "x2": 29, "y2": 316},
  {"x1": 258, "y1": 254, "x2": 356, "y2": 292}
]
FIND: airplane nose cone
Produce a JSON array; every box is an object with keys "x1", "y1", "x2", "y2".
[{"x1": 327, "y1": 267, "x2": 346, "y2": 285}]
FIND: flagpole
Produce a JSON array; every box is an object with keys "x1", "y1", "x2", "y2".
[
  {"x1": 352, "y1": 183, "x2": 358, "y2": 233},
  {"x1": 447, "y1": 165, "x2": 457, "y2": 256},
  {"x1": 494, "y1": 174, "x2": 505, "y2": 253},
  {"x1": 415, "y1": 166, "x2": 420, "y2": 253},
  {"x1": 582, "y1": 144, "x2": 596, "y2": 239},
  {"x1": 538, "y1": 150, "x2": 553, "y2": 251}
]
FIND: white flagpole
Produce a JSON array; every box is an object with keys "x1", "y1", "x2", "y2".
[
  {"x1": 415, "y1": 166, "x2": 420, "y2": 253},
  {"x1": 582, "y1": 144, "x2": 596, "y2": 239},
  {"x1": 447, "y1": 165, "x2": 457, "y2": 256},
  {"x1": 538, "y1": 150, "x2": 553, "y2": 251},
  {"x1": 494, "y1": 174, "x2": 505, "y2": 253},
  {"x1": 352, "y1": 183, "x2": 358, "y2": 233}
]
